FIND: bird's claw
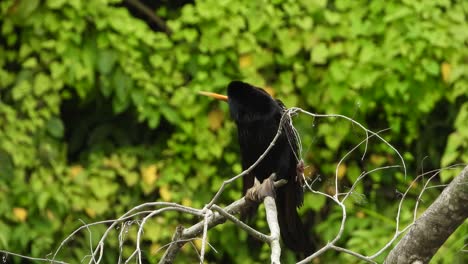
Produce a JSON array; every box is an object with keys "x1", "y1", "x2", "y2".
[{"x1": 245, "y1": 176, "x2": 276, "y2": 202}]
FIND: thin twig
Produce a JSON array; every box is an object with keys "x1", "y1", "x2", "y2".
[
  {"x1": 199, "y1": 209, "x2": 211, "y2": 264},
  {"x1": 0, "y1": 250, "x2": 68, "y2": 264},
  {"x1": 293, "y1": 108, "x2": 407, "y2": 178},
  {"x1": 159, "y1": 179, "x2": 287, "y2": 263},
  {"x1": 212, "y1": 205, "x2": 270, "y2": 243}
]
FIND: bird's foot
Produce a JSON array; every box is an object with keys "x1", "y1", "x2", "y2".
[{"x1": 245, "y1": 174, "x2": 276, "y2": 202}]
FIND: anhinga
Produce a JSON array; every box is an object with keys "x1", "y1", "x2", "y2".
[{"x1": 200, "y1": 81, "x2": 310, "y2": 253}]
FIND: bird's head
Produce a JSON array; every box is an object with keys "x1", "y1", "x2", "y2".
[{"x1": 200, "y1": 81, "x2": 281, "y2": 123}]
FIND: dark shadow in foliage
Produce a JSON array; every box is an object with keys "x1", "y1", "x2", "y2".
[{"x1": 60, "y1": 90, "x2": 173, "y2": 163}]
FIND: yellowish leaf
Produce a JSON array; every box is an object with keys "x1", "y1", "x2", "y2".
[
  {"x1": 47, "y1": 209, "x2": 55, "y2": 220},
  {"x1": 208, "y1": 109, "x2": 224, "y2": 131},
  {"x1": 303, "y1": 165, "x2": 316, "y2": 180},
  {"x1": 13, "y1": 207, "x2": 28, "y2": 222},
  {"x1": 239, "y1": 54, "x2": 252, "y2": 68},
  {"x1": 69, "y1": 165, "x2": 83, "y2": 179},
  {"x1": 103, "y1": 155, "x2": 122, "y2": 169},
  {"x1": 337, "y1": 163, "x2": 347, "y2": 179},
  {"x1": 85, "y1": 208, "x2": 96, "y2": 218},
  {"x1": 441, "y1": 62, "x2": 451, "y2": 83},
  {"x1": 159, "y1": 185, "x2": 172, "y2": 201},
  {"x1": 356, "y1": 211, "x2": 366, "y2": 218},
  {"x1": 370, "y1": 154, "x2": 385, "y2": 165},
  {"x1": 141, "y1": 164, "x2": 158, "y2": 186},
  {"x1": 182, "y1": 198, "x2": 192, "y2": 207}
]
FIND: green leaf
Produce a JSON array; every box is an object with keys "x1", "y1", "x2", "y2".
[
  {"x1": 50, "y1": 62, "x2": 65, "y2": 80},
  {"x1": 329, "y1": 84, "x2": 347, "y2": 103},
  {"x1": 122, "y1": 171, "x2": 139, "y2": 187},
  {"x1": 147, "y1": 112, "x2": 161, "y2": 128},
  {"x1": 12, "y1": 0, "x2": 39, "y2": 21},
  {"x1": 111, "y1": 70, "x2": 133, "y2": 113},
  {"x1": 384, "y1": 6, "x2": 412, "y2": 22},
  {"x1": 160, "y1": 104, "x2": 181, "y2": 124},
  {"x1": 97, "y1": 49, "x2": 117, "y2": 74},
  {"x1": 12, "y1": 80, "x2": 31, "y2": 100},
  {"x1": 302, "y1": 193, "x2": 326, "y2": 212},
  {"x1": 87, "y1": 199, "x2": 110, "y2": 215},
  {"x1": 277, "y1": 29, "x2": 302, "y2": 57},
  {"x1": 0, "y1": 150, "x2": 14, "y2": 181},
  {"x1": 90, "y1": 178, "x2": 119, "y2": 199},
  {"x1": 329, "y1": 61, "x2": 348, "y2": 82},
  {"x1": 33, "y1": 73, "x2": 51, "y2": 96},
  {"x1": 422, "y1": 59, "x2": 439, "y2": 76},
  {"x1": 46, "y1": 118, "x2": 64, "y2": 139},
  {"x1": 23, "y1": 58, "x2": 38, "y2": 68},
  {"x1": 324, "y1": 11, "x2": 341, "y2": 25},
  {"x1": 47, "y1": 0, "x2": 67, "y2": 9},
  {"x1": 311, "y1": 43, "x2": 328, "y2": 64}
]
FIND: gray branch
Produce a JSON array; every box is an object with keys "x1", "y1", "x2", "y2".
[
  {"x1": 264, "y1": 196, "x2": 281, "y2": 263},
  {"x1": 159, "y1": 179, "x2": 286, "y2": 264},
  {"x1": 385, "y1": 165, "x2": 468, "y2": 264}
]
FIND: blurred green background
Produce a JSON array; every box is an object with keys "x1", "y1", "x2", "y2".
[{"x1": 0, "y1": 0, "x2": 467, "y2": 263}]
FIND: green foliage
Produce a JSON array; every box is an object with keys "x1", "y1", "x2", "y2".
[{"x1": 0, "y1": 0, "x2": 467, "y2": 263}]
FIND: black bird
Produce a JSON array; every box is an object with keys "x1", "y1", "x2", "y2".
[{"x1": 200, "y1": 81, "x2": 310, "y2": 253}]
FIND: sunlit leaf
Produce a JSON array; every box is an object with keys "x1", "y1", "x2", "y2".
[
  {"x1": 159, "y1": 185, "x2": 172, "y2": 202},
  {"x1": 141, "y1": 164, "x2": 158, "y2": 186},
  {"x1": 13, "y1": 208, "x2": 28, "y2": 222}
]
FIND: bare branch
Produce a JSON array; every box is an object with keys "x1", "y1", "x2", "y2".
[
  {"x1": 88, "y1": 203, "x2": 202, "y2": 264},
  {"x1": 199, "y1": 209, "x2": 211, "y2": 264},
  {"x1": 159, "y1": 178, "x2": 287, "y2": 263},
  {"x1": 292, "y1": 108, "x2": 407, "y2": 178},
  {"x1": 329, "y1": 246, "x2": 377, "y2": 264},
  {"x1": 212, "y1": 205, "x2": 270, "y2": 243},
  {"x1": 0, "y1": 250, "x2": 68, "y2": 264},
  {"x1": 264, "y1": 196, "x2": 281, "y2": 263},
  {"x1": 385, "y1": 166, "x2": 468, "y2": 263}
]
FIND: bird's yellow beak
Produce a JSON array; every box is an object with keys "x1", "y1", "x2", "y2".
[{"x1": 198, "y1": 91, "x2": 228, "y2": 102}]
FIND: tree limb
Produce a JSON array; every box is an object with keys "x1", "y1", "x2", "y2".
[
  {"x1": 385, "y1": 165, "x2": 468, "y2": 264},
  {"x1": 159, "y1": 179, "x2": 287, "y2": 264},
  {"x1": 264, "y1": 196, "x2": 281, "y2": 263},
  {"x1": 211, "y1": 205, "x2": 270, "y2": 243},
  {"x1": 123, "y1": 0, "x2": 172, "y2": 35}
]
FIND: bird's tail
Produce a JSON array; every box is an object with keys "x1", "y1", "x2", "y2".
[{"x1": 276, "y1": 180, "x2": 312, "y2": 254}]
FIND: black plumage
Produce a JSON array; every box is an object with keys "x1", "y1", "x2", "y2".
[{"x1": 226, "y1": 81, "x2": 310, "y2": 253}]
